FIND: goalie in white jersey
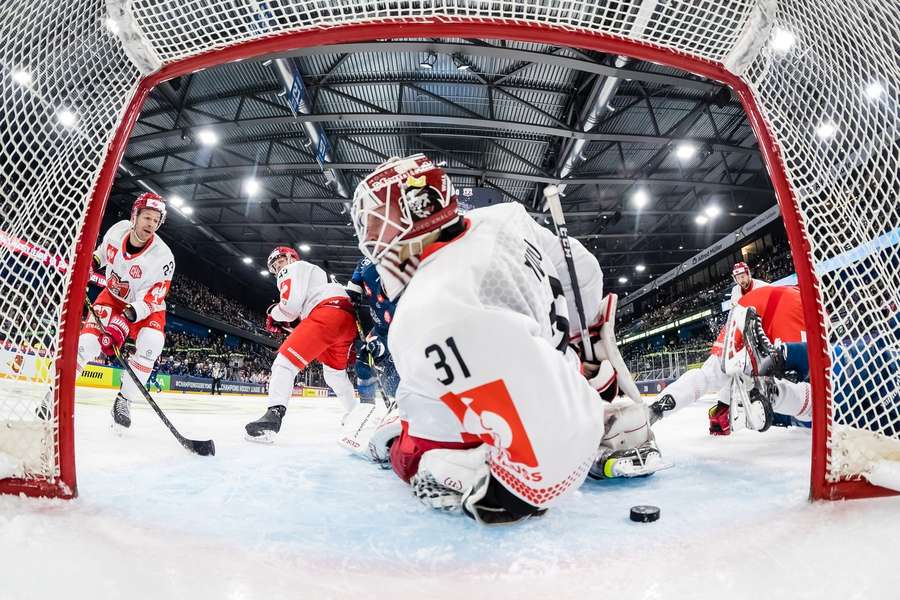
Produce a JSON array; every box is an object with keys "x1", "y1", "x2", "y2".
[
  {"x1": 351, "y1": 154, "x2": 661, "y2": 525},
  {"x1": 39, "y1": 192, "x2": 174, "y2": 428}
]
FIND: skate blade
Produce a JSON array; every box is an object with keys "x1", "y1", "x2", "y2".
[
  {"x1": 618, "y1": 455, "x2": 675, "y2": 478},
  {"x1": 244, "y1": 431, "x2": 276, "y2": 444},
  {"x1": 110, "y1": 421, "x2": 130, "y2": 437}
]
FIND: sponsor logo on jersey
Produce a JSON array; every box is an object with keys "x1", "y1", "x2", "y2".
[
  {"x1": 106, "y1": 244, "x2": 117, "y2": 264},
  {"x1": 129, "y1": 264, "x2": 142, "y2": 279},
  {"x1": 439, "y1": 379, "x2": 541, "y2": 473}
]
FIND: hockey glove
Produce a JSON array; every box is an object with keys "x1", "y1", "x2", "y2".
[
  {"x1": 708, "y1": 402, "x2": 731, "y2": 436},
  {"x1": 99, "y1": 314, "x2": 130, "y2": 356},
  {"x1": 265, "y1": 303, "x2": 291, "y2": 335},
  {"x1": 365, "y1": 335, "x2": 387, "y2": 361}
]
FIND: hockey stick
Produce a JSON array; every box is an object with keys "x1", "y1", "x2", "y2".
[
  {"x1": 85, "y1": 298, "x2": 215, "y2": 456},
  {"x1": 354, "y1": 318, "x2": 394, "y2": 411},
  {"x1": 543, "y1": 185, "x2": 645, "y2": 405},
  {"x1": 543, "y1": 185, "x2": 595, "y2": 362}
]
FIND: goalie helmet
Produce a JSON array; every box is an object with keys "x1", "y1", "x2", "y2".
[
  {"x1": 351, "y1": 154, "x2": 457, "y2": 261},
  {"x1": 267, "y1": 245, "x2": 300, "y2": 273},
  {"x1": 130, "y1": 192, "x2": 167, "y2": 228}
]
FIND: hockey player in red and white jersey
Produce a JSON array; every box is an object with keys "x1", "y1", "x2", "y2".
[
  {"x1": 37, "y1": 192, "x2": 175, "y2": 428},
  {"x1": 244, "y1": 246, "x2": 359, "y2": 442},
  {"x1": 729, "y1": 262, "x2": 769, "y2": 308},
  {"x1": 351, "y1": 154, "x2": 660, "y2": 525},
  {"x1": 649, "y1": 285, "x2": 810, "y2": 434}
]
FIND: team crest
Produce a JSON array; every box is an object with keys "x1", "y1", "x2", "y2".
[
  {"x1": 439, "y1": 379, "x2": 539, "y2": 469},
  {"x1": 129, "y1": 265, "x2": 143, "y2": 279}
]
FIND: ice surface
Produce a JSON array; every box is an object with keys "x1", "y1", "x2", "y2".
[{"x1": 2, "y1": 387, "x2": 899, "y2": 599}]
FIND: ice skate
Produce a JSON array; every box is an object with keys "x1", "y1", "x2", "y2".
[
  {"x1": 244, "y1": 405, "x2": 286, "y2": 443},
  {"x1": 111, "y1": 392, "x2": 131, "y2": 431}
]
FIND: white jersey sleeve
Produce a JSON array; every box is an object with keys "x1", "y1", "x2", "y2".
[
  {"x1": 97, "y1": 221, "x2": 175, "y2": 321},
  {"x1": 729, "y1": 278, "x2": 770, "y2": 307},
  {"x1": 271, "y1": 260, "x2": 348, "y2": 322},
  {"x1": 388, "y1": 203, "x2": 604, "y2": 510}
]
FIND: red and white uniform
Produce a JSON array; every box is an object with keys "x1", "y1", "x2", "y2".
[
  {"x1": 387, "y1": 202, "x2": 606, "y2": 510},
  {"x1": 658, "y1": 285, "x2": 807, "y2": 415},
  {"x1": 729, "y1": 278, "x2": 769, "y2": 308},
  {"x1": 266, "y1": 260, "x2": 359, "y2": 413},
  {"x1": 77, "y1": 220, "x2": 173, "y2": 404}
]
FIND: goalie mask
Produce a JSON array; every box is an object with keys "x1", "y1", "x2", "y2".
[
  {"x1": 130, "y1": 192, "x2": 167, "y2": 229},
  {"x1": 351, "y1": 154, "x2": 458, "y2": 262}
]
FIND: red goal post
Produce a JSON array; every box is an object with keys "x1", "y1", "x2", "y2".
[{"x1": 0, "y1": 1, "x2": 896, "y2": 501}]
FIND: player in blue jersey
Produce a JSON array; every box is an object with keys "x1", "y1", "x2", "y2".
[{"x1": 346, "y1": 257, "x2": 401, "y2": 404}]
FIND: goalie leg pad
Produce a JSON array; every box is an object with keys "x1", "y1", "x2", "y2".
[{"x1": 600, "y1": 398, "x2": 652, "y2": 451}]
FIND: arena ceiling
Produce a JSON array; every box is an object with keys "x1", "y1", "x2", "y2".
[{"x1": 106, "y1": 38, "x2": 775, "y2": 307}]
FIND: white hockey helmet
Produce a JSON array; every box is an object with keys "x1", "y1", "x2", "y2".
[{"x1": 351, "y1": 154, "x2": 458, "y2": 262}]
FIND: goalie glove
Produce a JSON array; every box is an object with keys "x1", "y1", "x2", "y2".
[
  {"x1": 573, "y1": 294, "x2": 642, "y2": 404},
  {"x1": 410, "y1": 445, "x2": 490, "y2": 512}
]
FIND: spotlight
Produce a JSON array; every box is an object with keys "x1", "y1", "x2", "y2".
[
  {"x1": 618, "y1": 277, "x2": 628, "y2": 284},
  {"x1": 695, "y1": 215, "x2": 708, "y2": 225},
  {"x1": 169, "y1": 195, "x2": 185, "y2": 208},
  {"x1": 771, "y1": 29, "x2": 796, "y2": 54},
  {"x1": 298, "y1": 243, "x2": 311, "y2": 252},
  {"x1": 631, "y1": 189, "x2": 650, "y2": 209},
  {"x1": 12, "y1": 70, "x2": 33, "y2": 87},
  {"x1": 675, "y1": 143, "x2": 696, "y2": 160},
  {"x1": 816, "y1": 122, "x2": 837, "y2": 140},
  {"x1": 244, "y1": 178, "x2": 260, "y2": 196},
  {"x1": 704, "y1": 205, "x2": 721, "y2": 218},
  {"x1": 865, "y1": 82, "x2": 884, "y2": 100},
  {"x1": 260, "y1": 270, "x2": 270, "y2": 277},
  {"x1": 242, "y1": 257, "x2": 252, "y2": 264},
  {"x1": 57, "y1": 109, "x2": 78, "y2": 128},
  {"x1": 635, "y1": 264, "x2": 646, "y2": 272},
  {"x1": 182, "y1": 206, "x2": 194, "y2": 215},
  {"x1": 197, "y1": 129, "x2": 218, "y2": 146}
]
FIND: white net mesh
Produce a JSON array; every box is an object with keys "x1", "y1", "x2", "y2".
[{"x1": 0, "y1": 0, "x2": 896, "y2": 497}]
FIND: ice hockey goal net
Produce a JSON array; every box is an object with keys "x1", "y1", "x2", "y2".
[{"x1": 0, "y1": 1, "x2": 897, "y2": 500}]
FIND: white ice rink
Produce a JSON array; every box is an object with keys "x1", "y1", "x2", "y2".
[{"x1": 3, "y1": 387, "x2": 899, "y2": 600}]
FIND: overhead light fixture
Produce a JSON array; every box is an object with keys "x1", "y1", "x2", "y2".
[
  {"x1": 771, "y1": 28, "x2": 796, "y2": 54},
  {"x1": 865, "y1": 81, "x2": 884, "y2": 100},
  {"x1": 197, "y1": 129, "x2": 218, "y2": 146},
  {"x1": 419, "y1": 51, "x2": 437, "y2": 70},
  {"x1": 737, "y1": 204, "x2": 744, "y2": 209},
  {"x1": 244, "y1": 178, "x2": 260, "y2": 196},
  {"x1": 262, "y1": 59, "x2": 273, "y2": 67},
  {"x1": 704, "y1": 205, "x2": 721, "y2": 218},
  {"x1": 675, "y1": 142, "x2": 696, "y2": 160},
  {"x1": 182, "y1": 205, "x2": 194, "y2": 215},
  {"x1": 169, "y1": 195, "x2": 185, "y2": 208},
  {"x1": 816, "y1": 122, "x2": 837, "y2": 140},
  {"x1": 635, "y1": 264, "x2": 646, "y2": 272},
  {"x1": 260, "y1": 270, "x2": 270, "y2": 277},
  {"x1": 242, "y1": 257, "x2": 252, "y2": 264},
  {"x1": 298, "y1": 243, "x2": 311, "y2": 252},
  {"x1": 678, "y1": 245, "x2": 684, "y2": 250},
  {"x1": 12, "y1": 70, "x2": 33, "y2": 87},
  {"x1": 57, "y1": 109, "x2": 78, "y2": 128},
  {"x1": 618, "y1": 276, "x2": 628, "y2": 284},
  {"x1": 695, "y1": 215, "x2": 709, "y2": 225},
  {"x1": 631, "y1": 189, "x2": 650, "y2": 209}
]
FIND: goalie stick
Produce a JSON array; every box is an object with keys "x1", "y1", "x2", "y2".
[
  {"x1": 85, "y1": 297, "x2": 215, "y2": 456},
  {"x1": 543, "y1": 185, "x2": 644, "y2": 404}
]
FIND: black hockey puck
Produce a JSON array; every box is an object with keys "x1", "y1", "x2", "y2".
[{"x1": 630, "y1": 505, "x2": 660, "y2": 523}]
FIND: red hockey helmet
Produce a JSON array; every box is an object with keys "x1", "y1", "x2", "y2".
[
  {"x1": 131, "y1": 192, "x2": 167, "y2": 229},
  {"x1": 267, "y1": 245, "x2": 300, "y2": 273},
  {"x1": 351, "y1": 154, "x2": 457, "y2": 261},
  {"x1": 732, "y1": 262, "x2": 750, "y2": 278}
]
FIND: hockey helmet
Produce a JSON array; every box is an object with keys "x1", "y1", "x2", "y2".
[
  {"x1": 732, "y1": 261, "x2": 750, "y2": 280},
  {"x1": 267, "y1": 246, "x2": 300, "y2": 273},
  {"x1": 351, "y1": 154, "x2": 457, "y2": 261},
  {"x1": 131, "y1": 192, "x2": 167, "y2": 228}
]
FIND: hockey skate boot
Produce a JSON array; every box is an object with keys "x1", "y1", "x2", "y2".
[
  {"x1": 708, "y1": 402, "x2": 731, "y2": 436},
  {"x1": 743, "y1": 307, "x2": 785, "y2": 377},
  {"x1": 35, "y1": 389, "x2": 53, "y2": 421},
  {"x1": 649, "y1": 394, "x2": 675, "y2": 425},
  {"x1": 588, "y1": 439, "x2": 670, "y2": 480},
  {"x1": 111, "y1": 393, "x2": 131, "y2": 430},
  {"x1": 245, "y1": 405, "x2": 286, "y2": 443}
]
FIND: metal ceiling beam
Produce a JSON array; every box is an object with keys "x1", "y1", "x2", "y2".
[
  {"x1": 120, "y1": 162, "x2": 772, "y2": 194},
  {"x1": 271, "y1": 41, "x2": 720, "y2": 93},
  {"x1": 128, "y1": 113, "x2": 759, "y2": 157}
]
